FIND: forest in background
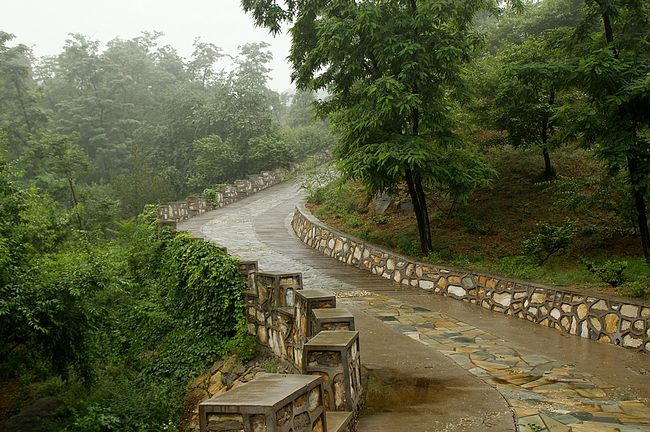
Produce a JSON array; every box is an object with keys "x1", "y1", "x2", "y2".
[
  {"x1": 1, "y1": 30, "x2": 334, "y2": 224},
  {"x1": 0, "y1": 30, "x2": 331, "y2": 431}
]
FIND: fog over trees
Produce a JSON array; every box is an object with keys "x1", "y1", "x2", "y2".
[
  {"x1": 1, "y1": 0, "x2": 649, "y2": 430},
  {"x1": 1, "y1": 30, "x2": 334, "y2": 221}
]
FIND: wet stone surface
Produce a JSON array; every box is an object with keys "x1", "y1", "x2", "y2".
[
  {"x1": 339, "y1": 291, "x2": 650, "y2": 432},
  {"x1": 179, "y1": 180, "x2": 650, "y2": 432}
]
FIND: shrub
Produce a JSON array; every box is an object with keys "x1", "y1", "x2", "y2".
[
  {"x1": 397, "y1": 234, "x2": 419, "y2": 257},
  {"x1": 462, "y1": 214, "x2": 495, "y2": 235},
  {"x1": 619, "y1": 281, "x2": 648, "y2": 299},
  {"x1": 309, "y1": 187, "x2": 328, "y2": 205},
  {"x1": 584, "y1": 260, "x2": 628, "y2": 288},
  {"x1": 338, "y1": 211, "x2": 361, "y2": 228},
  {"x1": 370, "y1": 214, "x2": 391, "y2": 225},
  {"x1": 523, "y1": 219, "x2": 577, "y2": 265},
  {"x1": 202, "y1": 186, "x2": 226, "y2": 208}
]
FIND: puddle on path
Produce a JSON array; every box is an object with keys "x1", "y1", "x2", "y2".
[
  {"x1": 358, "y1": 365, "x2": 513, "y2": 432},
  {"x1": 362, "y1": 365, "x2": 441, "y2": 415}
]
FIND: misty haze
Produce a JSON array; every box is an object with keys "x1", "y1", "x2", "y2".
[{"x1": 2, "y1": 1, "x2": 650, "y2": 431}]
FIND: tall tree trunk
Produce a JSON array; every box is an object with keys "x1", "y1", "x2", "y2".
[
  {"x1": 542, "y1": 146, "x2": 554, "y2": 179},
  {"x1": 414, "y1": 172, "x2": 432, "y2": 253},
  {"x1": 405, "y1": 168, "x2": 433, "y2": 254},
  {"x1": 68, "y1": 177, "x2": 83, "y2": 230},
  {"x1": 403, "y1": 0, "x2": 432, "y2": 254},
  {"x1": 540, "y1": 90, "x2": 556, "y2": 179},
  {"x1": 407, "y1": 104, "x2": 433, "y2": 254},
  {"x1": 594, "y1": 2, "x2": 649, "y2": 261},
  {"x1": 627, "y1": 156, "x2": 650, "y2": 263}
]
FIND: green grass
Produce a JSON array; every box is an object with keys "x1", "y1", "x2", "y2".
[{"x1": 308, "y1": 145, "x2": 650, "y2": 301}]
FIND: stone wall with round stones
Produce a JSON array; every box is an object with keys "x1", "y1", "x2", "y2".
[{"x1": 292, "y1": 201, "x2": 650, "y2": 354}]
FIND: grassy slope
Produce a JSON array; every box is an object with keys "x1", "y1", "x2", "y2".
[{"x1": 309, "y1": 145, "x2": 650, "y2": 300}]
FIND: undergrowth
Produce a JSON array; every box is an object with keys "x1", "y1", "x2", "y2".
[
  {"x1": 308, "y1": 145, "x2": 650, "y2": 300},
  {"x1": 4, "y1": 208, "x2": 254, "y2": 431}
]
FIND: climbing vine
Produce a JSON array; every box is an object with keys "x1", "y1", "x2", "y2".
[{"x1": 162, "y1": 235, "x2": 245, "y2": 339}]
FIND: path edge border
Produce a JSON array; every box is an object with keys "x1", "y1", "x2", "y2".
[{"x1": 292, "y1": 200, "x2": 650, "y2": 355}]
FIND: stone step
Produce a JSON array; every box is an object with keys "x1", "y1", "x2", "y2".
[
  {"x1": 311, "y1": 308, "x2": 355, "y2": 333},
  {"x1": 199, "y1": 373, "x2": 325, "y2": 432},
  {"x1": 325, "y1": 411, "x2": 354, "y2": 432},
  {"x1": 303, "y1": 331, "x2": 362, "y2": 412}
]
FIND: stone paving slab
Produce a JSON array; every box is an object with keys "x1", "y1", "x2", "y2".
[
  {"x1": 337, "y1": 291, "x2": 650, "y2": 431},
  {"x1": 178, "y1": 180, "x2": 650, "y2": 432}
]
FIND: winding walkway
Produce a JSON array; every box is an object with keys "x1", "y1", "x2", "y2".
[{"x1": 179, "y1": 180, "x2": 650, "y2": 432}]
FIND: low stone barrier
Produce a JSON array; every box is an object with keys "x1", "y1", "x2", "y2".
[
  {"x1": 292, "y1": 201, "x2": 650, "y2": 354},
  {"x1": 242, "y1": 265, "x2": 362, "y2": 424},
  {"x1": 157, "y1": 168, "x2": 290, "y2": 223},
  {"x1": 199, "y1": 373, "x2": 326, "y2": 432},
  {"x1": 195, "y1": 252, "x2": 360, "y2": 432},
  {"x1": 167, "y1": 164, "x2": 360, "y2": 432}
]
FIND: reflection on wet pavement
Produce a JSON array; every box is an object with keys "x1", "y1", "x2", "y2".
[
  {"x1": 341, "y1": 291, "x2": 650, "y2": 432},
  {"x1": 179, "y1": 180, "x2": 650, "y2": 432}
]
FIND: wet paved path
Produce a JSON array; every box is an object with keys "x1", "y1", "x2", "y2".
[{"x1": 179, "y1": 181, "x2": 650, "y2": 432}]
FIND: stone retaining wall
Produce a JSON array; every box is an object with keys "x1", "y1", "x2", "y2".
[
  {"x1": 243, "y1": 268, "x2": 362, "y2": 423},
  {"x1": 292, "y1": 201, "x2": 650, "y2": 354},
  {"x1": 157, "y1": 168, "x2": 290, "y2": 223},
  {"x1": 188, "y1": 240, "x2": 360, "y2": 432}
]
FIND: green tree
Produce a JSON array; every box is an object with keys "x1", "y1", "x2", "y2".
[
  {"x1": 218, "y1": 43, "x2": 279, "y2": 174},
  {"x1": 247, "y1": 134, "x2": 296, "y2": 172},
  {"x1": 112, "y1": 155, "x2": 175, "y2": 217},
  {"x1": 569, "y1": 0, "x2": 650, "y2": 261},
  {"x1": 242, "y1": 0, "x2": 502, "y2": 253},
  {"x1": 480, "y1": 0, "x2": 584, "y2": 53},
  {"x1": 189, "y1": 38, "x2": 224, "y2": 89},
  {"x1": 282, "y1": 123, "x2": 337, "y2": 158},
  {"x1": 187, "y1": 134, "x2": 241, "y2": 190},
  {"x1": 0, "y1": 147, "x2": 95, "y2": 379},
  {"x1": 473, "y1": 36, "x2": 568, "y2": 178},
  {"x1": 285, "y1": 90, "x2": 317, "y2": 128},
  {"x1": 0, "y1": 31, "x2": 47, "y2": 157},
  {"x1": 22, "y1": 133, "x2": 90, "y2": 228}
]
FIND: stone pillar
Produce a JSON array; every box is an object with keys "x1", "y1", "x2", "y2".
[
  {"x1": 296, "y1": 290, "x2": 337, "y2": 338},
  {"x1": 255, "y1": 272, "x2": 303, "y2": 309},
  {"x1": 311, "y1": 308, "x2": 355, "y2": 334},
  {"x1": 303, "y1": 331, "x2": 362, "y2": 413},
  {"x1": 269, "y1": 307, "x2": 296, "y2": 362},
  {"x1": 238, "y1": 260, "x2": 258, "y2": 290},
  {"x1": 294, "y1": 289, "x2": 337, "y2": 371},
  {"x1": 199, "y1": 373, "x2": 326, "y2": 432}
]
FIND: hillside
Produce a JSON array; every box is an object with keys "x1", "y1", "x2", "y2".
[{"x1": 308, "y1": 145, "x2": 650, "y2": 300}]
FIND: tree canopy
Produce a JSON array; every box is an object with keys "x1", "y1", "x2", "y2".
[{"x1": 242, "y1": 0, "x2": 505, "y2": 253}]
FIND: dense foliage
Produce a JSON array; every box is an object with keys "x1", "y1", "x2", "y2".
[
  {"x1": 0, "y1": 151, "x2": 253, "y2": 430},
  {"x1": 0, "y1": 31, "x2": 335, "y2": 221},
  {"x1": 1, "y1": 29, "x2": 334, "y2": 431},
  {"x1": 309, "y1": 145, "x2": 649, "y2": 299},
  {"x1": 242, "y1": 0, "x2": 511, "y2": 254},
  {"x1": 275, "y1": 0, "x2": 650, "y2": 271},
  {"x1": 470, "y1": 0, "x2": 650, "y2": 260}
]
